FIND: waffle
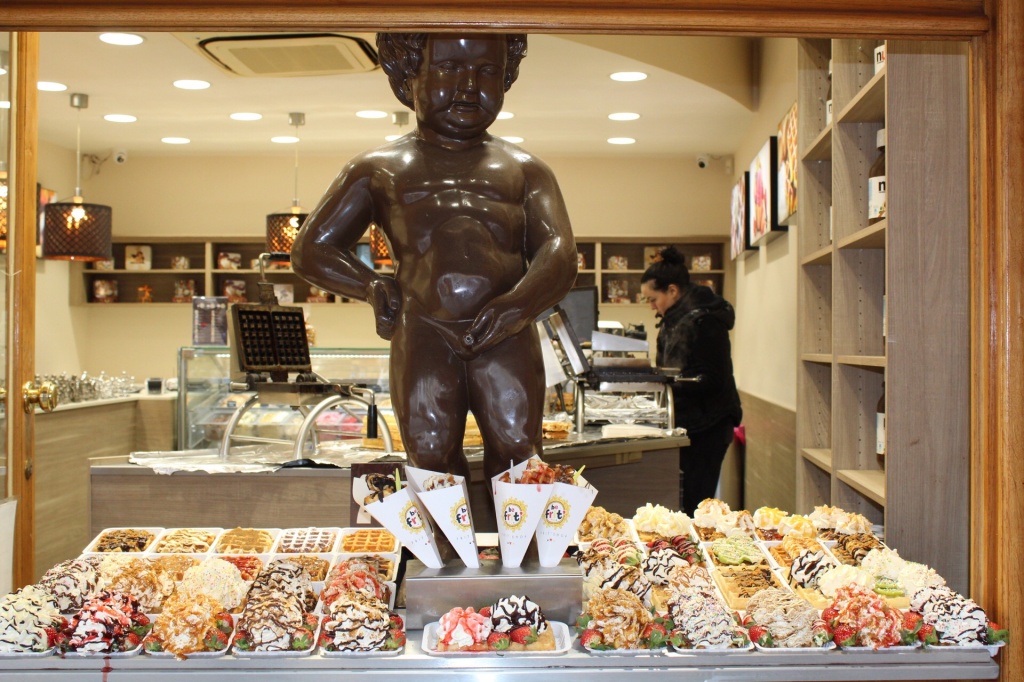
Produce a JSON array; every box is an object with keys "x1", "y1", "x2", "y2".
[
  {"x1": 150, "y1": 554, "x2": 200, "y2": 581},
  {"x1": 334, "y1": 555, "x2": 395, "y2": 580},
  {"x1": 340, "y1": 529, "x2": 397, "y2": 553},
  {"x1": 577, "y1": 506, "x2": 630, "y2": 543},
  {"x1": 286, "y1": 554, "x2": 330, "y2": 581},
  {"x1": 713, "y1": 566, "x2": 782, "y2": 611},
  {"x1": 221, "y1": 555, "x2": 264, "y2": 581},
  {"x1": 92, "y1": 528, "x2": 156, "y2": 552},
  {"x1": 155, "y1": 528, "x2": 217, "y2": 553},
  {"x1": 215, "y1": 528, "x2": 275, "y2": 554},
  {"x1": 831, "y1": 533, "x2": 883, "y2": 565},
  {"x1": 277, "y1": 527, "x2": 337, "y2": 553}
]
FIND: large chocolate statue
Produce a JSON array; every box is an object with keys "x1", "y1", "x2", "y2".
[{"x1": 293, "y1": 33, "x2": 577, "y2": 486}]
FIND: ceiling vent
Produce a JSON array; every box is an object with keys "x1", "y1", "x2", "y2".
[{"x1": 173, "y1": 33, "x2": 378, "y2": 77}]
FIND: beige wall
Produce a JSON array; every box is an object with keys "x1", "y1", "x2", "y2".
[{"x1": 730, "y1": 39, "x2": 798, "y2": 412}]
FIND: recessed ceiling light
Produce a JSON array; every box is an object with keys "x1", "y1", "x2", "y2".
[
  {"x1": 356, "y1": 110, "x2": 388, "y2": 119},
  {"x1": 0, "y1": 67, "x2": 6, "y2": 76},
  {"x1": 104, "y1": 114, "x2": 137, "y2": 123},
  {"x1": 161, "y1": 137, "x2": 190, "y2": 145},
  {"x1": 37, "y1": 81, "x2": 68, "y2": 92},
  {"x1": 609, "y1": 112, "x2": 640, "y2": 121},
  {"x1": 610, "y1": 72, "x2": 648, "y2": 82},
  {"x1": 497, "y1": 111, "x2": 514, "y2": 120},
  {"x1": 271, "y1": 135, "x2": 300, "y2": 144},
  {"x1": 385, "y1": 134, "x2": 403, "y2": 142},
  {"x1": 0, "y1": 101, "x2": 10, "y2": 110},
  {"x1": 501, "y1": 136, "x2": 524, "y2": 144},
  {"x1": 230, "y1": 112, "x2": 262, "y2": 121},
  {"x1": 607, "y1": 137, "x2": 636, "y2": 145},
  {"x1": 99, "y1": 33, "x2": 144, "y2": 46},
  {"x1": 173, "y1": 79, "x2": 210, "y2": 90}
]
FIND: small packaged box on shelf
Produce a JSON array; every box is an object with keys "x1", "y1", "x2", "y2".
[
  {"x1": 92, "y1": 279, "x2": 118, "y2": 303},
  {"x1": 125, "y1": 244, "x2": 152, "y2": 271},
  {"x1": 217, "y1": 251, "x2": 242, "y2": 270}
]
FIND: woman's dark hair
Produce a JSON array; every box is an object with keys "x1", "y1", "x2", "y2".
[
  {"x1": 641, "y1": 246, "x2": 690, "y2": 292},
  {"x1": 377, "y1": 33, "x2": 528, "y2": 110}
]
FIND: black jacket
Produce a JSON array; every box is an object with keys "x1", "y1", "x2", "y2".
[{"x1": 656, "y1": 284, "x2": 743, "y2": 434}]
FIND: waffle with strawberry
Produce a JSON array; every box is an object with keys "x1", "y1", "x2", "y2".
[
  {"x1": 144, "y1": 593, "x2": 233, "y2": 658},
  {"x1": 498, "y1": 457, "x2": 576, "y2": 485},
  {"x1": 0, "y1": 585, "x2": 68, "y2": 653},
  {"x1": 909, "y1": 586, "x2": 1002, "y2": 647},
  {"x1": 487, "y1": 595, "x2": 556, "y2": 651},
  {"x1": 319, "y1": 593, "x2": 404, "y2": 653},
  {"x1": 154, "y1": 528, "x2": 217, "y2": 554},
  {"x1": 321, "y1": 564, "x2": 390, "y2": 608},
  {"x1": 745, "y1": 588, "x2": 822, "y2": 648},
  {"x1": 577, "y1": 506, "x2": 630, "y2": 544},
  {"x1": 62, "y1": 590, "x2": 152, "y2": 654},
  {"x1": 433, "y1": 606, "x2": 493, "y2": 651},
  {"x1": 823, "y1": 583, "x2": 903, "y2": 649},
  {"x1": 666, "y1": 586, "x2": 746, "y2": 649},
  {"x1": 39, "y1": 558, "x2": 100, "y2": 612},
  {"x1": 632, "y1": 503, "x2": 692, "y2": 542},
  {"x1": 575, "y1": 587, "x2": 655, "y2": 651},
  {"x1": 176, "y1": 558, "x2": 252, "y2": 612},
  {"x1": 713, "y1": 566, "x2": 783, "y2": 611}
]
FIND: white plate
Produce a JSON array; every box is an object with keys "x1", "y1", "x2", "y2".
[
  {"x1": 337, "y1": 528, "x2": 401, "y2": 554},
  {"x1": 83, "y1": 527, "x2": 163, "y2": 554},
  {"x1": 0, "y1": 647, "x2": 57, "y2": 658},
  {"x1": 63, "y1": 643, "x2": 144, "y2": 658},
  {"x1": 150, "y1": 527, "x2": 222, "y2": 554},
  {"x1": 320, "y1": 644, "x2": 404, "y2": 658},
  {"x1": 272, "y1": 527, "x2": 343, "y2": 554},
  {"x1": 423, "y1": 621, "x2": 571, "y2": 657},
  {"x1": 213, "y1": 528, "x2": 280, "y2": 555},
  {"x1": 925, "y1": 641, "x2": 1006, "y2": 657},
  {"x1": 754, "y1": 641, "x2": 836, "y2": 653},
  {"x1": 575, "y1": 519, "x2": 642, "y2": 551},
  {"x1": 670, "y1": 641, "x2": 754, "y2": 654}
]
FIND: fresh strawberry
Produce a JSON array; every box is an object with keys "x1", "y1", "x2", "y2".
[
  {"x1": 388, "y1": 613, "x2": 404, "y2": 631},
  {"x1": 821, "y1": 606, "x2": 840, "y2": 626},
  {"x1": 232, "y1": 632, "x2": 251, "y2": 651},
  {"x1": 640, "y1": 622, "x2": 668, "y2": 648},
  {"x1": 487, "y1": 631, "x2": 511, "y2": 650},
  {"x1": 291, "y1": 629, "x2": 313, "y2": 651},
  {"x1": 811, "y1": 619, "x2": 831, "y2": 647},
  {"x1": 143, "y1": 635, "x2": 163, "y2": 653},
  {"x1": 478, "y1": 606, "x2": 491, "y2": 618},
  {"x1": 988, "y1": 622, "x2": 1009, "y2": 645},
  {"x1": 902, "y1": 611, "x2": 922, "y2": 633},
  {"x1": 215, "y1": 611, "x2": 234, "y2": 634},
  {"x1": 575, "y1": 613, "x2": 593, "y2": 634},
  {"x1": 579, "y1": 629, "x2": 607, "y2": 650},
  {"x1": 44, "y1": 626, "x2": 59, "y2": 649},
  {"x1": 833, "y1": 624, "x2": 858, "y2": 647},
  {"x1": 732, "y1": 626, "x2": 751, "y2": 648},
  {"x1": 303, "y1": 613, "x2": 319, "y2": 631},
  {"x1": 667, "y1": 628, "x2": 685, "y2": 648},
  {"x1": 124, "y1": 632, "x2": 142, "y2": 650},
  {"x1": 748, "y1": 624, "x2": 773, "y2": 647},
  {"x1": 133, "y1": 613, "x2": 151, "y2": 627},
  {"x1": 318, "y1": 631, "x2": 333, "y2": 648},
  {"x1": 204, "y1": 628, "x2": 229, "y2": 651},
  {"x1": 385, "y1": 630, "x2": 407, "y2": 650},
  {"x1": 509, "y1": 625, "x2": 538, "y2": 646},
  {"x1": 917, "y1": 623, "x2": 939, "y2": 646},
  {"x1": 738, "y1": 613, "x2": 753, "y2": 627}
]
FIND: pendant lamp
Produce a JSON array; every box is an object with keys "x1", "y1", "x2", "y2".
[
  {"x1": 42, "y1": 93, "x2": 112, "y2": 261},
  {"x1": 265, "y1": 112, "x2": 308, "y2": 254},
  {"x1": 368, "y1": 223, "x2": 392, "y2": 266}
]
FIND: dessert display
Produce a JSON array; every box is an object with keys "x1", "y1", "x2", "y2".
[
  {"x1": 362, "y1": 473, "x2": 397, "y2": 506},
  {"x1": 175, "y1": 558, "x2": 252, "y2": 612},
  {"x1": 776, "y1": 514, "x2": 817, "y2": 539},
  {"x1": 824, "y1": 511, "x2": 874, "y2": 541},
  {"x1": 579, "y1": 553, "x2": 653, "y2": 608},
  {"x1": 277, "y1": 527, "x2": 337, "y2": 554},
  {"x1": 150, "y1": 555, "x2": 200, "y2": 581},
  {"x1": 231, "y1": 560, "x2": 318, "y2": 653},
  {"x1": 692, "y1": 498, "x2": 731, "y2": 541},
  {"x1": 432, "y1": 606, "x2": 492, "y2": 652},
  {"x1": 821, "y1": 583, "x2": 903, "y2": 649},
  {"x1": 808, "y1": 505, "x2": 844, "y2": 538},
  {"x1": 642, "y1": 541, "x2": 701, "y2": 611},
  {"x1": 632, "y1": 503, "x2": 691, "y2": 542},
  {"x1": 286, "y1": 555, "x2": 331, "y2": 582},
  {"x1": 909, "y1": 586, "x2": 1006, "y2": 648},
  {"x1": 768, "y1": 535, "x2": 825, "y2": 569},
  {"x1": 591, "y1": 538, "x2": 644, "y2": 566},
  {"x1": 62, "y1": 591, "x2": 152, "y2": 654},
  {"x1": 817, "y1": 564, "x2": 875, "y2": 600},
  {"x1": 253, "y1": 560, "x2": 318, "y2": 613},
  {"x1": 712, "y1": 566, "x2": 782, "y2": 611},
  {"x1": 422, "y1": 473, "x2": 458, "y2": 491},
  {"x1": 709, "y1": 534, "x2": 765, "y2": 566},
  {"x1": 333, "y1": 556, "x2": 395, "y2": 582},
  {"x1": 745, "y1": 588, "x2": 826, "y2": 648},
  {"x1": 666, "y1": 585, "x2": 747, "y2": 649},
  {"x1": 319, "y1": 593, "x2": 405, "y2": 653},
  {"x1": 485, "y1": 595, "x2": 556, "y2": 651},
  {"x1": 221, "y1": 555, "x2": 264, "y2": 582},
  {"x1": 752, "y1": 506, "x2": 788, "y2": 541},
  {"x1": 154, "y1": 528, "x2": 218, "y2": 554},
  {"x1": 667, "y1": 564, "x2": 716, "y2": 591},
  {"x1": 340, "y1": 529, "x2": 397, "y2": 553},
  {"x1": 39, "y1": 558, "x2": 100, "y2": 612},
  {"x1": 575, "y1": 587, "x2": 659, "y2": 651},
  {"x1": 576, "y1": 506, "x2": 631, "y2": 544},
  {"x1": 96, "y1": 557, "x2": 175, "y2": 612},
  {"x1": 90, "y1": 528, "x2": 156, "y2": 553},
  {"x1": 321, "y1": 564, "x2": 391, "y2": 609},
  {"x1": 831, "y1": 532, "x2": 884, "y2": 565},
  {"x1": 143, "y1": 593, "x2": 233, "y2": 658},
  {"x1": 785, "y1": 549, "x2": 838, "y2": 609},
  {"x1": 0, "y1": 585, "x2": 67, "y2": 653},
  {"x1": 215, "y1": 528, "x2": 275, "y2": 554}
]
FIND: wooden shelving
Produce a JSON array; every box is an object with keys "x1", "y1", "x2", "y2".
[
  {"x1": 795, "y1": 39, "x2": 970, "y2": 593},
  {"x1": 584, "y1": 238, "x2": 727, "y2": 304}
]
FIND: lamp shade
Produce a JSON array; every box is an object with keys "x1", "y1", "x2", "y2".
[
  {"x1": 42, "y1": 200, "x2": 113, "y2": 261},
  {"x1": 369, "y1": 223, "x2": 392, "y2": 266},
  {"x1": 266, "y1": 210, "x2": 307, "y2": 253}
]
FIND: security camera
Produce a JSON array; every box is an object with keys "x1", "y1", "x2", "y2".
[
  {"x1": 113, "y1": 149, "x2": 128, "y2": 165},
  {"x1": 696, "y1": 154, "x2": 710, "y2": 170}
]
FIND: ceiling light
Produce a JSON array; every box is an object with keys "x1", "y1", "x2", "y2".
[
  {"x1": 161, "y1": 137, "x2": 190, "y2": 145},
  {"x1": 37, "y1": 81, "x2": 68, "y2": 92},
  {"x1": 231, "y1": 112, "x2": 262, "y2": 121},
  {"x1": 356, "y1": 110, "x2": 388, "y2": 119},
  {"x1": 0, "y1": 101, "x2": 9, "y2": 110},
  {"x1": 271, "y1": 135, "x2": 299, "y2": 144},
  {"x1": 609, "y1": 112, "x2": 640, "y2": 121},
  {"x1": 607, "y1": 137, "x2": 636, "y2": 145},
  {"x1": 501, "y1": 136, "x2": 524, "y2": 144},
  {"x1": 42, "y1": 93, "x2": 113, "y2": 262},
  {"x1": 610, "y1": 71, "x2": 648, "y2": 82},
  {"x1": 266, "y1": 112, "x2": 308, "y2": 254},
  {"x1": 99, "y1": 33, "x2": 144, "y2": 46},
  {"x1": 173, "y1": 79, "x2": 210, "y2": 90},
  {"x1": 104, "y1": 114, "x2": 136, "y2": 123},
  {"x1": 497, "y1": 111, "x2": 514, "y2": 120}
]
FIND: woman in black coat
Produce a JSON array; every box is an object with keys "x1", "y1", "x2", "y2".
[{"x1": 640, "y1": 246, "x2": 742, "y2": 516}]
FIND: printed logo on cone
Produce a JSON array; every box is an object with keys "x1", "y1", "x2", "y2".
[
  {"x1": 502, "y1": 498, "x2": 527, "y2": 531},
  {"x1": 451, "y1": 498, "x2": 472, "y2": 529},
  {"x1": 543, "y1": 496, "x2": 570, "y2": 528},
  {"x1": 402, "y1": 501, "x2": 425, "y2": 533}
]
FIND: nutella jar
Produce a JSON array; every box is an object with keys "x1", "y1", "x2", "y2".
[{"x1": 868, "y1": 128, "x2": 886, "y2": 224}]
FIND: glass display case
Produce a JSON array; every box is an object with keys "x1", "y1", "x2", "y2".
[{"x1": 177, "y1": 346, "x2": 390, "y2": 450}]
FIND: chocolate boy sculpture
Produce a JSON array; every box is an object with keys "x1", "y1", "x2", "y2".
[{"x1": 293, "y1": 33, "x2": 577, "y2": 487}]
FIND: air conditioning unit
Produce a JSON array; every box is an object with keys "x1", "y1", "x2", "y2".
[{"x1": 173, "y1": 32, "x2": 378, "y2": 77}]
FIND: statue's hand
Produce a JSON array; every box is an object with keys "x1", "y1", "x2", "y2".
[
  {"x1": 367, "y1": 277, "x2": 401, "y2": 340},
  {"x1": 464, "y1": 297, "x2": 529, "y2": 356}
]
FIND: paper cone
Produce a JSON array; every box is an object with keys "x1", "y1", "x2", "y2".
[
  {"x1": 365, "y1": 487, "x2": 443, "y2": 568},
  {"x1": 405, "y1": 466, "x2": 480, "y2": 568},
  {"x1": 535, "y1": 475, "x2": 598, "y2": 567},
  {"x1": 492, "y1": 477, "x2": 552, "y2": 568}
]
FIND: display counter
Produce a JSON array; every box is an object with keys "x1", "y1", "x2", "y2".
[
  {"x1": 89, "y1": 432, "x2": 688, "y2": 535},
  {"x1": 0, "y1": 633, "x2": 999, "y2": 680}
]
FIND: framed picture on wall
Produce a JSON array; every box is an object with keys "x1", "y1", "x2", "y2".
[
  {"x1": 730, "y1": 171, "x2": 756, "y2": 260},
  {"x1": 777, "y1": 102, "x2": 799, "y2": 225},
  {"x1": 748, "y1": 136, "x2": 786, "y2": 247}
]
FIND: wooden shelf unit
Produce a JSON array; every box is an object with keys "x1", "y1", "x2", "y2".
[{"x1": 795, "y1": 39, "x2": 969, "y2": 593}]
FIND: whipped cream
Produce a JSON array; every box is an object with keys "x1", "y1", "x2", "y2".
[
  {"x1": 910, "y1": 586, "x2": 988, "y2": 646},
  {"x1": 753, "y1": 507, "x2": 787, "y2": 529},
  {"x1": 323, "y1": 593, "x2": 390, "y2": 651},
  {"x1": 178, "y1": 558, "x2": 250, "y2": 610},
  {"x1": 489, "y1": 595, "x2": 548, "y2": 634},
  {"x1": 632, "y1": 503, "x2": 692, "y2": 537},
  {"x1": 39, "y1": 559, "x2": 99, "y2": 612},
  {"x1": 818, "y1": 564, "x2": 874, "y2": 597}
]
